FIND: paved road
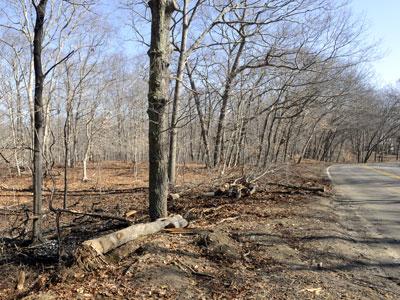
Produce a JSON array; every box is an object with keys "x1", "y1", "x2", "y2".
[{"x1": 327, "y1": 163, "x2": 400, "y2": 277}]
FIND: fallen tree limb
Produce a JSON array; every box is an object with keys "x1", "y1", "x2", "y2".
[
  {"x1": 74, "y1": 214, "x2": 188, "y2": 271},
  {"x1": 265, "y1": 182, "x2": 325, "y2": 193},
  {"x1": 0, "y1": 151, "x2": 10, "y2": 164},
  {"x1": 52, "y1": 208, "x2": 133, "y2": 225},
  {"x1": 0, "y1": 186, "x2": 148, "y2": 196},
  {"x1": 51, "y1": 187, "x2": 148, "y2": 196},
  {"x1": 172, "y1": 258, "x2": 215, "y2": 278}
]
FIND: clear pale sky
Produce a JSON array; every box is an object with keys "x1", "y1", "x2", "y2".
[
  {"x1": 107, "y1": 1, "x2": 399, "y2": 86},
  {"x1": 351, "y1": 0, "x2": 400, "y2": 86}
]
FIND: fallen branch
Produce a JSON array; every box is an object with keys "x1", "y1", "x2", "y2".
[
  {"x1": 215, "y1": 216, "x2": 240, "y2": 225},
  {"x1": 251, "y1": 167, "x2": 279, "y2": 183},
  {"x1": 74, "y1": 214, "x2": 188, "y2": 271},
  {"x1": 172, "y1": 259, "x2": 215, "y2": 278},
  {"x1": 0, "y1": 186, "x2": 148, "y2": 196},
  {"x1": 53, "y1": 208, "x2": 133, "y2": 225},
  {"x1": 0, "y1": 151, "x2": 10, "y2": 164},
  {"x1": 202, "y1": 204, "x2": 231, "y2": 214},
  {"x1": 265, "y1": 182, "x2": 325, "y2": 193}
]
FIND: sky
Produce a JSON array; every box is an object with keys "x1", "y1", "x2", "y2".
[
  {"x1": 104, "y1": 0, "x2": 400, "y2": 87},
  {"x1": 351, "y1": 0, "x2": 400, "y2": 86}
]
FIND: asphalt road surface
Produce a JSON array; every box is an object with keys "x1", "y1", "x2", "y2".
[{"x1": 327, "y1": 163, "x2": 400, "y2": 278}]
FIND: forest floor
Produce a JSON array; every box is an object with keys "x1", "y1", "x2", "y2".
[{"x1": 0, "y1": 161, "x2": 399, "y2": 299}]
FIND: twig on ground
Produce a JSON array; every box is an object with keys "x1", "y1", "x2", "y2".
[
  {"x1": 173, "y1": 259, "x2": 215, "y2": 278},
  {"x1": 216, "y1": 216, "x2": 241, "y2": 225}
]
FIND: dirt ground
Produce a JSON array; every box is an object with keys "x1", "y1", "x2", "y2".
[{"x1": 0, "y1": 161, "x2": 399, "y2": 299}]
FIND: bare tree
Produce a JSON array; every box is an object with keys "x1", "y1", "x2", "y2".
[
  {"x1": 31, "y1": 0, "x2": 48, "y2": 243},
  {"x1": 147, "y1": 0, "x2": 177, "y2": 220}
]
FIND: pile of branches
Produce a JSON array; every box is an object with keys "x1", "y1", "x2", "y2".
[
  {"x1": 210, "y1": 180, "x2": 257, "y2": 199},
  {"x1": 202, "y1": 169, "x2": 274, "y2": 199}
]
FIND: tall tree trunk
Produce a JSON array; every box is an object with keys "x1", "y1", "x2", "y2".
[
  {"x1": 168, "y1": 0, "x2": 189, "y2": 185},
  {"x1": 336, "y1": 139, "x2": 345, "y2": 162},
  {"x1": 147, "y1": 0, "x2": 177, "y2": 220},
  {"x1": 297, "y1": 114, "x2": 326, "y2": 164},
  {"x1": 6, "y1": 91, "x2": 21, "y2": 176},
  {"x1": 63, "y1": 97, "x2": 72, "y2": 209},
  {"x1": 11, "y1": 61, "x2": 23, "y2": 176},
  {"x1": 28, "y1": 55, "x2": 35, "y2": 168},
  {"x1": 256, "y1": 111, "x2": 271, "y2": 166},
  {"x1": 270, "y1": 116, "x2": 282, "y2": 162},
  {"x1": 32, "y1": 0, "x2": 48, "y2": 243},
  {"x1": 186, "y1": 63, "x2": 211, "y2": 167},
  {"x1": 82, "y1": 121, "x2": 92, "y2": 182},
  {"x1": 63, "y1": 64, "x2": 73, "y2": 209},
  {"x1": 263, "y1": 109, "x2": 278, "y2": 167},
  {"x1": 283, "y1": 119, "x2": 294, "y2": 162},
  {"x1": 213, "y1": 39, "x2": 245, "y2": 166}
]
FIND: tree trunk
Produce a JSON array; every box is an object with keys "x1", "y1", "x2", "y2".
[
  {"x1": 256, "y1": 111, "x2": 271, "y2": 165},
  {"x1": 32, "y1": 0, "x2": 48, "y2": 243},
  {"x1": 28, "y1": 55, "x2": 35, "y2": 168},
  {"x1": 297, "y1": 114, "x2": 326, "y2": 164},
  {"x1": 147, "y1": 0, "x2": 177, "y2": 220},
  {"x1": 168, "y1": 0, "x2": 189, "y2": 185},
  {"x1": 186, "y1": 63, "x2": 211, "y2": 167},
  {"x1": 63, "y1": 95, "x2": 72, "y2": 209},
  {"x1": 6, "y1": 94, "x2": 21, "y2": 176},
  {"x1": 297, "y1": 132, "x2": 314, "y2": 164},
  {"x1": 82, "y1": 121, "x2": 92, "y2": 182},
  {"x1": 213, "y1": 39, "x2": 246, "y2": 166},
  {"x1": 283, "y1": 119, "x2": 294, "y2": 162},
  {"x1": 263, "y1": 109, "x2": 278, "y2": 167}
]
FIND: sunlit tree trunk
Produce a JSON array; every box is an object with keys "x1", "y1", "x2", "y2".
[
  {"x1": 147, "y1": 0, "x2": 177, "y2": 220},
  {"x1": 32, "y1": 0, "x2": 48, "y2": 243},
  {"x1": 168, "y1": 0, "x2": 189, "y2": 185}
]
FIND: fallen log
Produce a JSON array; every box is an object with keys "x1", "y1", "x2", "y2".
[
  {"x1": 52, "y1": 208, "x2": 133, "y2": 225},
  {"x1": 265, "y1": 182, "x2": 325, "y2": 193},
  {"x1": 0, "y1": 186, "x2": 148, "y2": 196},
  {"x1": 74, "y1": 214, "x2": 188, "y2": 271}
]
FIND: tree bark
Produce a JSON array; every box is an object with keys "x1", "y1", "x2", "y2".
[
  {"x1": 213, "y1": 39, "x2": 246, "y2": 166},
  {"x1": 82, "y1": 119, "x2": 93, "y2": 182},
  {"x1": 186, "y1": 63, "x2": 211, "y2": 167},
  {"x1": 168, "y1": 0, "x2": 189, "y2": 185},
  {"x1": 32, "y1": 0, "x2": 48, "y2": 243},
  {"x1": 63, "y1": 90, "x2": 72, "y2": 209},
  {"x1": 147, "y1": 0, "x2": 177, "y2": 220},
  {"x1": 297, "y1": 114, "x2": 326, "y2": 164}
]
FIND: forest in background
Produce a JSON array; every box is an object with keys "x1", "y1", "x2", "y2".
[{"x1": 1, "y1": 0, "x2": 400, "y2": 181}]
